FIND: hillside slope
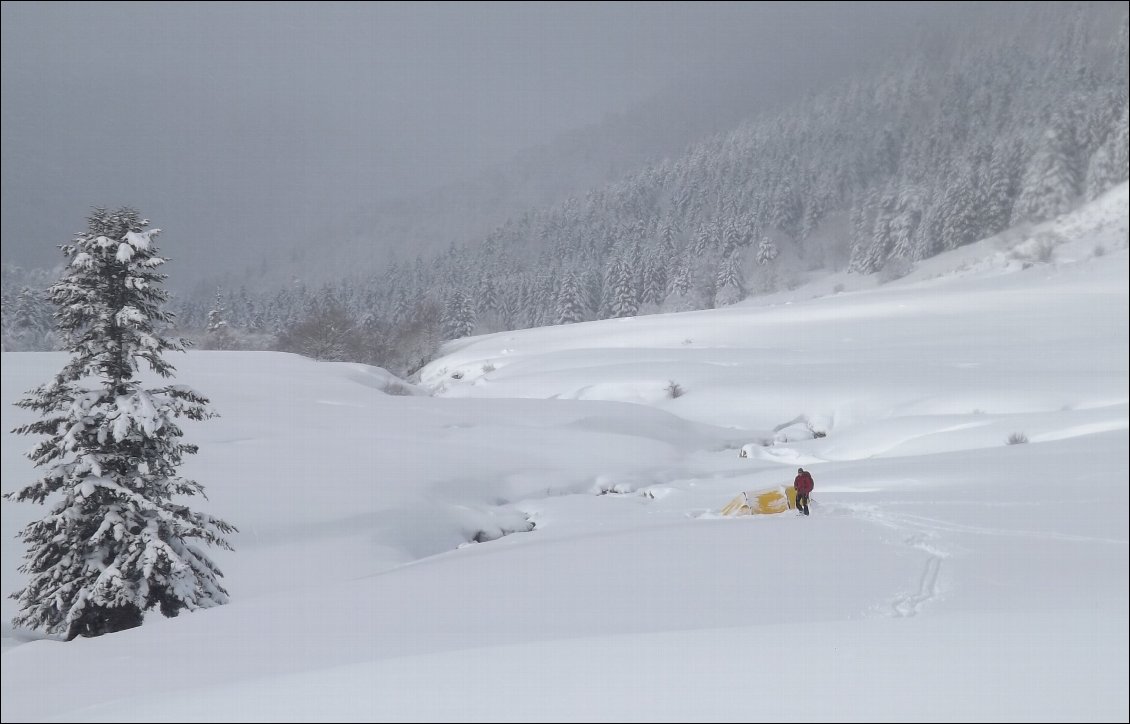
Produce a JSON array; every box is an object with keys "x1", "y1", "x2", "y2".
[{"x1": 1, "y1": 191, "x2": 1127, "y2": 721}]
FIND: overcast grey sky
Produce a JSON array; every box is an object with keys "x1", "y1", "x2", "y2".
[{"x1": 2, "y1": 2, "x2": 964, "y2": 282}]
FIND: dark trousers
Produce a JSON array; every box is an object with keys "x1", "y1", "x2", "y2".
[{"x1": 796, "y1": 492, "x2": 810, "y2": 515}]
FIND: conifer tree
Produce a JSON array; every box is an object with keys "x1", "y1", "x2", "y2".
[
  {"x1": 603, "y1": 254, "x2": 639, "y2": 318},
  {"x1": 1013, "y1": 124, "x2": 1081, "y2": 224},
  {"x1": 555, "y1": 270, "x2": 586, "y2": 324},
  {"x1": 756, "y1": 237, "x2": 779, "y2": 266},
  {"x1": 1085, "y1": 104, "x2": 1129, "y2": 199},
  {"x1": 442, "y1": 289, "x2": 476, "y2": 339},
  {"x1": 755, "y1": 237, "x2": 780, "y2": 293},
  {"x1": 204, "y1": 289, "x2": 236, "y2": 350},
  {"x1": 4, "y1": 207, "x2": 235, "y2": 640},
  {"x1": 714, "y1": 250, "x2": 747, "y2": 306},
  {"x1": 8, "y1": 287, "x2": 54, "y2": 351},
  {"x1": 664, "y1": 251, "x2": 697, "y2": 312}
]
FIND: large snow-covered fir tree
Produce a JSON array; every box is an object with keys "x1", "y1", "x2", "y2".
[{"x1": 4, "y1": 207, "x2": 235, "y2": 640}]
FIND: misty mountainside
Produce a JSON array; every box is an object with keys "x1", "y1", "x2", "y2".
[
  {"x1": 192, "y1": 3, "x2": 955, "y2": 293},
  {"x1": 3, "y1": 3, "x2": 1127, "y2": 380},
  {"x1": 261, "y1": 90, "x2": 762, "y2": 291}
]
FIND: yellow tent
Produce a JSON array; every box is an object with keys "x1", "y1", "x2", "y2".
[{"x1": 721, "y1": 485, "x2": 797, "y2": 516}]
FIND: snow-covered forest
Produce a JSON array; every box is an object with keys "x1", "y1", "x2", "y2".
[{"x1": 3, "y1": 5, "x2": 1127, "y2": 378}]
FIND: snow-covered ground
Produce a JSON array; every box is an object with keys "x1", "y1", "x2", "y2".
[{"x1": 2, "y1": 186, "x2": 1127, "y2": 722}]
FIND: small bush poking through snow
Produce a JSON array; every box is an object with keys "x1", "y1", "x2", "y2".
[
  {"x1": 1012, "y1": 232, "x2": 1061, "y2": 266},
  {"x1": 1093, "y1": 244, "x2": 1106, "y2": 257},
  {"x1": 878, "y1": 257, "x2": 914, "y2": 284},
  {"x1": 481, "y1": 362, "x2": 496, "y2": 374},
  {"x1": 383, "y1": 382, "x2": 414, "y2": 396},
  {"x1": 1007, "y1": 432, "x2": 1029, "y2": 445},
  {"x1": 470, "y1": 518, "x2": 535, "y2": 544},
  {"x1": 666, "y1": 380, "x2": 684, "y2": 398},
  {"x1": 1033, "y1": 239, "x2": 1056, "y2": 264}
]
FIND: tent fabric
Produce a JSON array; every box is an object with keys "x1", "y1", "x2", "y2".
[{"x1": 721, "y1": 485, "x2": 797, "y2": 516}]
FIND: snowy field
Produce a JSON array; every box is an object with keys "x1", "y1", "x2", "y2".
[{"x1": 2, "y1": 186, "x2": 1127, "y2": 722}]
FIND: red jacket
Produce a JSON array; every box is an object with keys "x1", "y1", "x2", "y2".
[{"x1": 794, "y1": 471, "x2": 814, "y2": 495}]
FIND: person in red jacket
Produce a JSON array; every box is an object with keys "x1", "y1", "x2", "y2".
[{"x1": 794, "y1": 467, "x2": 815, "y2": 516}]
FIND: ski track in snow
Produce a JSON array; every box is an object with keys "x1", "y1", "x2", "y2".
[
  {"x1": 889, "y1": 533, "x2": 945, "y2": 618},
  {"x1": 828, "y1": 500, "x2": 1129, "y2": 618},
  {"x1": 824, "y1": 502, "x2": 948, "y2": 617},
  {"x1": 858, "y1": 506, "x2": 1129, "y2": 546}
]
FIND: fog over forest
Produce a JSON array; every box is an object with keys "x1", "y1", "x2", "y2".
[
  {"x1": 2, "y1": 2, "x2": 1127, "y2": 378},
  {"x1": 3, "y1": 3, "x2": 990, "y2": 279}
]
